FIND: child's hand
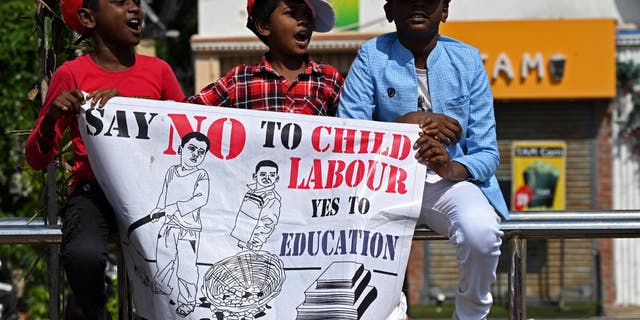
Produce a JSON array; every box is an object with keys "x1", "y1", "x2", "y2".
[
  {"x1": 414, "y1": 134, "x2": 453, "y2": 173},
  {"x1": 414, "y1": 134, "x2": 471, "y2": 181},
  {"x1": 395, "y1": 111, "x2": 462, "y2": 146},
  {"x1": 46, "y1": 89, "x2": 85, "y2": 120},
  {"x1": 414, "y1": 134, "x2": 449, "y2": 162},
  {"x1": 419, "y1": 114, "x2": 462, "y2": 146},
  {"x1": 87, "y1": 88, "x2": 121, "y2": 108}
]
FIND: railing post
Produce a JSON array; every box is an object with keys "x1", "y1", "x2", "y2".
[
  {"x1": 46, "y1": 163, "x2": 60, "y2": 320},
  {"x1": 508, "y1": 236, "x2": 526, "y2": 320}
]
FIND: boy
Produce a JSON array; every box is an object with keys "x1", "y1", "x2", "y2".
[
  {"x1": 337, "y1": 1, "x2": 509, "y2": 319},
  {"x1": 186, "y1": 0, "x2": 343, "y2": 116},
  {"x1": 149, "y1": 132, "x2": 210, "y2": 318},
  {"x1": 230, "y1": 160, "x2": 281, "y2": 251},
  {"x1": 25, "y1": 0, "x2": 184, "y2": 318}
]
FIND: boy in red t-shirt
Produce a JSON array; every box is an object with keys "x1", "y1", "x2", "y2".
[
  {"x1": 187, "y1": 0, "x2": 343, "y2": 116},
  {"x1": 25, "y1": 0, "x2": 184, "y2": 318}
]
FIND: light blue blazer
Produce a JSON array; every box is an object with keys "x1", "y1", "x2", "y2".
[{"x1": 337, "y1": 32, "x2": 509, "y2": 219}]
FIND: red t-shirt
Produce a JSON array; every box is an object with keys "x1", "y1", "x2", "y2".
[{"x1": 25, "y1": 54, "x2": 185, "y2": 190}]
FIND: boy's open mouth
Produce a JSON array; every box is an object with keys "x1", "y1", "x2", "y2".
[
  {"x1": 295, "y1": 30, "x2": 310, "y2": 44},
  {"x1": 127, "y1": 18, "x2": 142, "y2": 32},
  {"x1": 409, "y1": 12, "x2": 428, "y2": 22}
]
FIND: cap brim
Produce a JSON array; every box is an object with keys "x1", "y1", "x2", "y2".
[{"x1": 306, "y1": 0, "x2": 335, "y2": 32}]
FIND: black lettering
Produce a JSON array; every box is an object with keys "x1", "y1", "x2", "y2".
[
  {"x1": 85, "y1": 108, "x2": 105, "y2": 136},
  {"x1": 133, "y1": 112, "x2": 157, "y2": 139}
]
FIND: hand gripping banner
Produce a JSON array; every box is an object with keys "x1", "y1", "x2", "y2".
[{"x1": 78, "y1": 97, "x2": 426, "y2": 319}]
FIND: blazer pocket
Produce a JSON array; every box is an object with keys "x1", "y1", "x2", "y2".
[
  {"x1": 446, "y1": 95, "x2": 469, "y2": 108},
  {"x1": 445, "y1": 95, "x2": 469, "y2": 119}
]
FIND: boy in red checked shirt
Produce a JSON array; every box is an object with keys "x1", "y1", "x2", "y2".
[
  {"x1": 187, "y1": 0, "x2": 343, "y2": 116},
  {"x1": 25, "y1": 0, "x2": 184, "y2": 318}
]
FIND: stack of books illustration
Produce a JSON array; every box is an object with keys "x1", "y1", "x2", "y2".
[{"x1": 297, "y1": 261, "x2": 377, "y2": 319}]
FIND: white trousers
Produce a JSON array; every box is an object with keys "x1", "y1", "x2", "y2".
[{"x1": 387, "y1": 178, "x2": 503, "y2": 320}]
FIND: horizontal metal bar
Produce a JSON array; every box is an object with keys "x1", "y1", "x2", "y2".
[
  {"x1": 509, "y1": 210, "x2": 640, "y2": 221},
  {"x1": 0, "y1": 217, "x2": 47, "y2": 226},
  {"x1": 414, "y1": 219, "x2": 640, "y2": 240},
  {"x1": 0, "y1": 226, "x2": 62, "y2": 244},
  {"x1": 2, "y1": 212, "x2": 640, "y2": 243},
  {"x1": 0, "y1": 217, "x2": 62, "y2": 244}
]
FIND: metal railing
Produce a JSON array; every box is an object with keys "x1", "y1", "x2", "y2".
[
  {"x1": 0, "y1": 216, "x2": 62, "y2": 319},
  {"x1": 413, "y1": 210, "x2": 640, "y2": 320},
  {"x1": 2, "y1": 210, "x2": 640, "y2": 320}
]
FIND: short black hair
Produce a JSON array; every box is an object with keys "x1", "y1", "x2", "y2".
[
  {"x1": 247, "y1": 0, "x2": 280, "y2": 45},
  {"x1": 255, "y1": 160, "x2": 279, "y2": 173},
  {"x1": 181, "y1": 132, "x2": 211, "y2": 151},
  {"x1": 83, "y1": 0, "x2": 100, "y2": 12}
]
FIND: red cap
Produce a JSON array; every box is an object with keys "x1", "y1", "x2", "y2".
[
  {"x1": 61, "y1": 0, "x2": 86, "y2": 35},
  {"x1": 247, "y1": 0, "x2": 256, "y2": 17}
]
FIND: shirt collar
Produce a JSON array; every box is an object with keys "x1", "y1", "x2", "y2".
[{"x1": 254, "y1": 53, "x2": 321, "y2": 76}]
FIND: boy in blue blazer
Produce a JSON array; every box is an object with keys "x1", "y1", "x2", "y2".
[{"x1": 338, "y1": 0, "x2": 508, "y2": 319}]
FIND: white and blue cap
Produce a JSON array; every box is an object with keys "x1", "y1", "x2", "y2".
[
  {"x1": 304, "y1": 0, "x2": 336, "y2": 32},
  {"x1": 247, "y1": 0, "x2": 336, "y2": 33}
]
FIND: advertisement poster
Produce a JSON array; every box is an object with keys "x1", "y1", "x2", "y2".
[
  {"x1": 328, "y1": 0, "x2": 359, "y2": 30},
  {"x1": 78, "y1": 97, "x2": 425, "y2": 319},
  {"x1": 512, "y1": 141, "x2": 566, "y2": 211}
]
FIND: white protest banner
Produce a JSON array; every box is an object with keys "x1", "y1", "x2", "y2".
[{"x1": 78, "y1": 97, "x2": 426, "y2": 319}]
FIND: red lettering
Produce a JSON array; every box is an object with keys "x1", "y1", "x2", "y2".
[
  {"x1": 389, "y1": 134, "x2": 412, "y2": 161},
  {"x1": 164, "y1": 114, "x2": 246, "y2": 160},
  {"x1": 386, "y1": 166, "x2": 408, "y2": 194},
  {"x1": 358, "y1": 130, "x2": 371, "y2": 154},
  {"x1": 311, "y1": 126, "x2": 331, "y2": 153},
  {"x1": 305, "y1": 159, "x2": 325, "y2": 189},
  {"x1": 332, "y1": 128, "x2": 357, "y2": 154},
  {"x1": 365, "y1": 160, "x2": 388, "y2": 191},
  {"x1": 163, "y1": 114, "x2": 207, "y2": 155},
  {"x1": 326, "y1": 159, "x2": 345, "y2": 188},
  {"x1": 345, "y1": 160, "x2": 365, "y2": 187},
  {"x1": 289, "y1": 158, "x2": 409, "y2": 194},
  {"x1": 288, "y1": 157, "x2": 302, "y2": 189},
  {"x1": 369, "y1": 131, "x2": 385, "y2": 155},
  {"x1": 207, "y1": 118, "x2": 245, "y2": 160}
]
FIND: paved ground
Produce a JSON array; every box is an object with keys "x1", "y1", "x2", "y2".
[
  {"x1": 604, "y1": 306, "x2": 640, "y2": 318},
  {"x1": 409, "y1": 306, "x2": 640, "y2": 320}
]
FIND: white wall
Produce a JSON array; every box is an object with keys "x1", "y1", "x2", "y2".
[
  {"x1": 196, "y1": 0, "x2": 637, "y2": 38},
  {"x1": 447, "y1": 0, "x2": 622, "y2": 21},
  {"x1": 197, "y1": 0, "x2": 253, "y2": 38},
  {"x1": 613, "y1": 39, "x2": 640, "y2": 306}
]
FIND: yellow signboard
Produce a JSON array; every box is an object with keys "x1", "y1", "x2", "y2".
[
  {"x1": 441, "y1": 19, "x2": 616, "y2": 100},
  {"x1": 512, "y1": 141, "x2": 566, "y2": 211}
]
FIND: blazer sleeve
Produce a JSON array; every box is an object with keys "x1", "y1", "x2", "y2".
[
  {"x1": 453, "y1": 49, "x2": 500, "y2": 182},
  {"x1": 337, "y1": 43, "x2": 376, "y2": 120}
]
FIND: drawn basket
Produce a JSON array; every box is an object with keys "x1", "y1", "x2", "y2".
[{"x1": 202, "y1": 250, "x2": 286, "y2": 314}]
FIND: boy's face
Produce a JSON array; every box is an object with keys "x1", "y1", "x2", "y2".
[
  {"x1": 179, "y1": 138, "x2": 208, "y2": 169},
  {"x1": 385, "y1": 0, "x2": 448, "y2": 40},
  {"x1": 89, "y1": 0, "x2": 144, "y2": 47},
  {"x1": 258, "y1": 0, "x2": 314, "y2": 58},
  {"x1": 254, "y1": 166, "x2": 279, "y2": 188}
]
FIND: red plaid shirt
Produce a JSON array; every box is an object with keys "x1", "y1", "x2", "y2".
[{"x1": 186, "y1": 54, "x2": 343, "y2": 116}]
